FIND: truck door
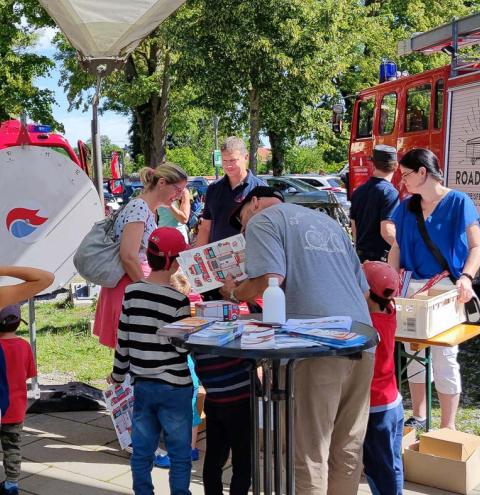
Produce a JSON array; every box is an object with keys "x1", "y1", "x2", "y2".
[
  {"x1": 349, "y1": 96, "x2": 376, "y2": 193},
  {"x1": 398, "y1": 82, "x2": 432, "y2": 159}
]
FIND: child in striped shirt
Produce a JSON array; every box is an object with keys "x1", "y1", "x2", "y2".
[{"x1": 109, "y1": 227, "x2": 193, "y2": 495}]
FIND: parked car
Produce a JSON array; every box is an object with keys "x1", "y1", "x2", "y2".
[
  {"x1": 285, "y1": 174, "x2": 346, "y2": 193},
  {"x1": 260, "y1": 176, "x2": 349, "y2": 227},
  {"x1": 187, "y1": 176, "x2": 209, "y2": 197}
]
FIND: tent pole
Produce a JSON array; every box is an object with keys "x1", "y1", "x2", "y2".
[{"x1": 92, "y1": 74, "x2": 104, "y2": 210}]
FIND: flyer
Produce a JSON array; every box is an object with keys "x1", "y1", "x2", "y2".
[
  {"x1": 178, "y1": 234, "x2": 247, "y2": 293},
  {"x1": 103, "y1": 375, "x2": 134, "y2": 450}
]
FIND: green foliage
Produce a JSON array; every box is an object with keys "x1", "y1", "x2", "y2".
[
  {"x1": 0, "y1": 0, "x2": 59, "y2": 128},
  {"x1": 166, "y1": 146, "x2": 214, "y2": 176}
]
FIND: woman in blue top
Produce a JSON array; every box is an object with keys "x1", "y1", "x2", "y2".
[{"x1": 389, "y1": 148, "x2": 480, "y2": 430}]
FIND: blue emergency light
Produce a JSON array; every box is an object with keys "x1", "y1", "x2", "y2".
[
  {"x1": 379, "y1": 60, "x2": 397, "y2": 83},
  {"x1": 31, "y1": 124, "x2": 52, "y2": 133}
]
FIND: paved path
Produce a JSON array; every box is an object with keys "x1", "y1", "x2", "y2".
[{"x1": 1, "y1": 409, "x2": 479, "y2": 494}]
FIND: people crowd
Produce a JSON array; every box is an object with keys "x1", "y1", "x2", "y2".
[{"x1": 1, "y1": 137, "x2": 479, "y2": 495}]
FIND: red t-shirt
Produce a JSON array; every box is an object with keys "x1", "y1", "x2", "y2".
[
  {"x1": 0, "y1": 337, "x2": 36, "y2": 424},
  {"x1": 370, "y1": 309, "x2": 399, "y2": 409}
]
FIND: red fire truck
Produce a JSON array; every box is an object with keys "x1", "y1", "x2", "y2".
[
  {"x1": 341, "y1": 13, "x2": 480, "y2": 211},
  {"x1": 0, "y1": 119, "x2": 90, "y2": 175}
]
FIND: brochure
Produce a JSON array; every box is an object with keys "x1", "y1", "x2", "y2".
[
  {"x1": 188, "y1": 321, "x2": 245, "y2": 346},
  {"x1": 157, "y1": 317, "x2": 218, "y2": 338},
  {"x1": 283, "y1": 327, "x2": 367, "y2": 348},
  {"x1": 177, "y1": 234, "x2": 247, "y2": 293},
  {"x1": 284, "y1": 316, "x2": 352, "y2": 330},
  {"x1": 240, "y1": 324, "x2": 323, "y2": 349},
  {"x1": 103, "y1": 375, "x2": 134, "y2": 450}
]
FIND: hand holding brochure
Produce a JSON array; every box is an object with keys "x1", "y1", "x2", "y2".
[{"x1": 177, "y1": 234, "x2": 247, "y2": 294}]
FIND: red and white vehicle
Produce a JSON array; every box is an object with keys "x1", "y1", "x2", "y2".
[
  {"x1": 0, "y1": 119, "x2": 90, "y2": 175},
  {"x1": 343, "y1": 13, "x2": 480, "y2": 212}
]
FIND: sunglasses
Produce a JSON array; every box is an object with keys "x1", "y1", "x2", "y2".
[{"x1": 400, "y1": 170, "x2": 415, "y2": 180}]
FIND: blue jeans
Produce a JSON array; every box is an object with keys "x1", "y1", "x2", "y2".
[
  {"x1": 363, "y1": 402, "x2": 404, "y2": 495},
  {"x1": 131, "y1": 380, "x2": 193, "y2": 495}
]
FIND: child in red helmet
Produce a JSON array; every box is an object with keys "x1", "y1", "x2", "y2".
[{"x1": 362, "y1": 261, "x2": 403, "y2": 495}]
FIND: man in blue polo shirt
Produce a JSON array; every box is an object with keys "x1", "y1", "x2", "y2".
[
  {"x1": 196, "y1": 136, "x2": 266, "y2": 245},
  {"x1": 350, "y1": 145, "x2": 400, "y2": 262}
]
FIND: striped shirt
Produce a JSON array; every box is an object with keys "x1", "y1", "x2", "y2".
[
  {"x1": 112, "y1": 281, "x2": 192, "y2": 387},
  {"x1": 193, "y1": 354, "x2": 252, "y2": 405}
]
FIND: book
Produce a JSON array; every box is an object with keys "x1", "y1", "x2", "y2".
[
  {"x1": 157, "y1": 317, "x2": 217, "y2": 339},
  {"x1": 188, "y1": 321, "x2": 245, "y2": 346}
]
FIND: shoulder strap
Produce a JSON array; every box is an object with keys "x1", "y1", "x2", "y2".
[{"x1": 414, "y1": 209, "x2": 456, "y2": 284}]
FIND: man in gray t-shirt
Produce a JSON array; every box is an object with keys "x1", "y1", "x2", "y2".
[{"x1": 221, "y1": 186, "x2": 375, "y2": 495}]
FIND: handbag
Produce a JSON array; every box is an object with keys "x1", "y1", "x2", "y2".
[
  {"x1": 73, "y1": 207, "x2": 126, "y2": 288},
  {"x1": 415, "y1": 209, "x2": 480, "y2": 324}
]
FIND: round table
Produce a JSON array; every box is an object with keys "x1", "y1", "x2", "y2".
[{"x1": 174, "y1": 320, "x2": 378, "y2": 495}]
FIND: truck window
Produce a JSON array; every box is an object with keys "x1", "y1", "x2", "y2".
[
  {"x1": 405, "y1": 84, "x2": 431, "y2": 132},
  {"x1": 434, "y1": 79, "x2": 444, "y2": 129},
  {"x1": 356, "y1": 98, "x2": 375, "y2": 138},
  {"x1": 379, "y1": 93, "x2": 397, "y2": 135}
]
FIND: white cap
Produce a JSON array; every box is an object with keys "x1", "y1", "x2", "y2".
[{"x1": 268, "y1": 278, "x2": 279, "y2": 287}]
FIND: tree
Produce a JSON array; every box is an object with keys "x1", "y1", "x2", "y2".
[{"x1": 0, "y1": 1, "x2": 58, "y2": 127}]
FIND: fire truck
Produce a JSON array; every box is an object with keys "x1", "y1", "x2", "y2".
[
  {"x1": 338, "y1": 13, "x2": 480, "y2": 212},
  {"x1": 0, "y1": 119, "x2": 90, "y2": 175}
]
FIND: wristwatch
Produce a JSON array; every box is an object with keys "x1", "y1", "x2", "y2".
[{"x1": 229, "y1": 288, "x2": 240, "y2": 303}]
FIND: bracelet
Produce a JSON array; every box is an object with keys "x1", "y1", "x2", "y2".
[
  {"x1": 230, "y1": 289, "x2": 240, "y2": 303},
  {"x1": 460, "y1": 273, "x2": 474, "y2": 282}
]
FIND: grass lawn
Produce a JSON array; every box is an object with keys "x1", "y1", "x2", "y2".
[
  {"x1": 19, "y1": 300, "x2": 113, "y2": 384},
  {"x1": 17, "y1": 301, "x2": 480, "y2": 434}
]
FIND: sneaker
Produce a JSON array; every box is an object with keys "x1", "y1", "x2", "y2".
[
  {"x1": 0, "y1": 482, "x2": 19, "y2": 495},
  {"x1": 191, "y1": 448, "x2": 200, "y2": 461},
  {"x1": 154, "y1": 454, "x2": 171, "y2": 469},
  {"x1": 404, "y1": 416, "x2": 427, "y2": 429}
]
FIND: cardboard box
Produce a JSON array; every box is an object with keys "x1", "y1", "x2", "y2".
[
  {"x1": 404, "y1": 441, "x2": 480, "y2": 494},
  {"x1": 402, "y1": 426, "x2": 416, "y2": 454},
  {"x1": 420, "y1": 428, "x2": 480, "y2": 461}
]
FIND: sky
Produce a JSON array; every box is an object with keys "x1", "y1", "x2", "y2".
[{"x1": 31, "y1": 27, "x2": 131, "y2": 148}]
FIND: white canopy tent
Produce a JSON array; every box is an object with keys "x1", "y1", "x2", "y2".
[{"x1": 38, "y1": 0, "x2": 186, "y2": 196}]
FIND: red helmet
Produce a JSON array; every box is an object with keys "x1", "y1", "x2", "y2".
[{"x1": 362, "y1": 261, "x2": 399, "y2": 299}]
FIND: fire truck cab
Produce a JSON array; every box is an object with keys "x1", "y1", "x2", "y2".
[{"x1": 347, "y1": 13, "x2": 480, "y2": 211}]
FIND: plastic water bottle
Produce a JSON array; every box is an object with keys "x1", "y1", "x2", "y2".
[{"x1": 262, "y1": 278, "x2": 286, "y2": 325}]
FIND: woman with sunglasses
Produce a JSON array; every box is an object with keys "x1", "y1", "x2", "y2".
[
  {"x1": 93, "y1": 163, "x2": 188, "y2": 349},
  {"x1": 389, "y1": 148, "x2": 480, "y2": 430}
]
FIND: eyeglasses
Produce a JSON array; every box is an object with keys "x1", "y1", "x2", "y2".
[
  {"x1": 400, "y1": 170, "x2": 415, "y2": 180},
  {"x1": 171, "y1": 183, "x2": 184, "y2": 195}
]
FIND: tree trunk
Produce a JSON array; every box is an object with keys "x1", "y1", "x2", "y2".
[
  {"x1": 268, "y1": 130, "x2": 285, "y2": 177},
  {"x1": 248, "y1": 86, "x2": 260, "y2": 174}
]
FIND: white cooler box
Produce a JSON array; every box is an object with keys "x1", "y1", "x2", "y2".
[{"x1": 395, "y1": 283, "x2": 465, "y2": 339}]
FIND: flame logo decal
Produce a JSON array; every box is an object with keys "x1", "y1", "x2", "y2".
[{"x1": 6, "y1": 208, "x2": 48, "y2": 239}]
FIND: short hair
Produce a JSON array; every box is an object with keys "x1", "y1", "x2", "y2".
[
  {"x1": 373, "y1": 159, "x2": 397, "y2": 173},
  {"x1": 221, "y1": 136, "x2": 247, "y2": 155},
  {"x1": 139, "y1": 162, "x2": 188, "y2": 192}
]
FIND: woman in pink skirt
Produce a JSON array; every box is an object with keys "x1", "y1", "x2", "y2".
[{"x1": 93, "y1": 163, "x2": 188, "y2": 348}]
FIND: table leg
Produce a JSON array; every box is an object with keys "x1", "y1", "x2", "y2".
[
  {"x1": 262, "y1": 361, "x2": 273, "y2": 495},
  {"x1": 425, "y1": 346, "x2": 432, "y2": 432},
  {"x1": 272, "y1": 360, "x2": 282, "y2": 495},
  {"x1": 250, "y1": 362, "x2": 260, "y2": 495},
  {"x1": 395, "y1": 342, "x2": 402, "y2": 394},
  {"x1": 286, "y1": 360, "x2": 296, "y2": 495}
]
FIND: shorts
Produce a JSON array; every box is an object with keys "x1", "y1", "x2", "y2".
[{"x1": 406, "y1": 344, "x2": 461, "y2": 395}]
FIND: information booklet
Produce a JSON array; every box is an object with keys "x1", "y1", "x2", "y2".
[
  {"x1": 188, "y1": 321, "x2": 245, "y2": 346},
  {"x1": 240, "y1": 324, "x2": 322, "y2": 349},
  {"x1": 157, "y1": 317, "x2": 217, "y2": 339},
  {"x1": 177, "y1": 234, "x2": 247, "y2": 293},
  {"x1": 103, "y1": 375, "x2": 134, "y2": 450}
]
